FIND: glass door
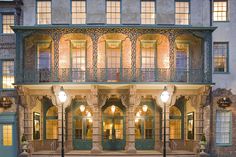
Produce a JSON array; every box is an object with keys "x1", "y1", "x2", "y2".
[
  {"x1": 176, "y1": 43, "x2": 189, "y2": 82},
  {"x1": 106, "y1": 40, "x2": 122, "y2": 81},
  {"x1": 102, "y1": 105, "x2": 125, "y2": 150}
]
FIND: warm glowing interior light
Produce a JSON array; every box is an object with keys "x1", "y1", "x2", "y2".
[
  {"x1": 160, "y1": 87, "x2": 170, "y2": 103},
  {"x1": 111, "y1": 105, "x2": 116, "y2": 113},
  {"x1": 142, "y1": 105, "x2": 148, "y2": 112},
  {"x1": 87, "y1": 111, "x2": 91, "y2": 117},
  {"x1": 80, "y1": 105, "x2": 85, "y2": 112}
]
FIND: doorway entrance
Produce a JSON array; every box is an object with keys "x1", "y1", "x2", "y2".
[{"x1": 102, "y1": 99, "x2": 125, "y2": 150}]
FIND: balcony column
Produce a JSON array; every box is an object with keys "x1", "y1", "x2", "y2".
[
  {"x1": 128, "y1": 33, "x2": 139, "y2": 82},
  {"x1": 24, "y1": 107, "x2": 33, "y2": 142},
  {"x1": 52, "y1": 31, "x2": 62, "y2": 82},
  {"x1": 88, "y1": 32, "x2": 101, "y2": 81},
  {"x1": 167, "y1": 31, "x2": 176, "y2": 81},
  {"x1": 203, "y1": 33, "x2": 212, "y2": 83}
]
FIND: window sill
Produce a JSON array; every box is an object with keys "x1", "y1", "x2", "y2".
[
  {"x1": 0, "y1": 89, "x2": 15, "y2": 91},
  {"x1": 213, "y1": 20, "x2": 230, "y2": 23},
  {"x1": 213, "y1": 72, "x2": 230, "y2": 74},
  {"x1": 216, "y1": 144, "x2": 232, "y2": 147}
]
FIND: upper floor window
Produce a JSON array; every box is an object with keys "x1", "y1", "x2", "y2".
[
  {"x1": 175, "y1": 0, "x2": 190, "y2": 25},
  {"x1": 213, "y1": 42, "x2": 228, "y2": 73},
  {"x1": 106, "y1": 0, "x2": 120, "y2": 24},
  {"x1": 213, "y1": 0, "x2": 228, "y2": 21},
  {"x1": 141, "y1": 0, "x2": 156, "y2": 24},
  {"x1": 2, "y1": 60, "x2": 14, "y2": 89},
  {"x1": 216, "y1": 110, "x2": 231, "y2": 145},
  {"x1": 2, "y1": 14, "x2": 14, "y2": 34},
  {"x1": 37, "y1": 0, "x2": 51, "y2": 24},
  {"x1": 72, "y1": 0, "x2": 86, "y2": 24}
]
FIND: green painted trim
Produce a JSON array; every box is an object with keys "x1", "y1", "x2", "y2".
[{"x1": 11, "y1": 25, "x2": 217, "y2": 31}]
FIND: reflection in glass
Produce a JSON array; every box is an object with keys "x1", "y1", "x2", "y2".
[
  {"x1": 103, "y1": 119, "x2": 113, "y2": 140},
  {"x1": 169, "y1": 106, "x2": 182, "y2": 139},
  {"x1": 135, "y1": 118, "x2": 142, "y2": 139},
  {"x1": 46, "y1": 106, "x2": 58, "y2": 140},
  {"x1": 3, "y1": 125, "x2": 12, "y2": 146},
  {"x1": 114, "y1": 119, "x2": 123, "y2": 139}
]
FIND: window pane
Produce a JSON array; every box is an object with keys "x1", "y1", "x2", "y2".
[
  {"x1": 216, "y1": 111, "x2": 231, "y2": 144},
  {"x1": 3, "y1": 125, "x2": 13, "y2": 146},
  {"x1": 213, "y1": 1, "x2": 228, "y2": 21},
  {"x1": 175, "y1": 1, "x2": 190, "y2": 25},
  {"x1": 72, "y1": 0, "x2": 86, "y2": 24},
  {"x1": 106, "y1": 0, "x2": 120, "y2": 24},
  {"x1": 141, "y1": 0, "x2": 155, "y2": 24},
  {"x1": 46, "y1": 120, "x2": 58, "y2": 139},
  {"x1": 213, "y1": 42, "x2": 228, "y2": 72},
  {"x1": 2, "y1": 61, "x2": 14, "y2": 89},
  {"x1": 37, "y1": 1, "x2": 51, "y2": 24},
  {"x1": 2, "y1": 15, "x2": 14, "y2": 34}
]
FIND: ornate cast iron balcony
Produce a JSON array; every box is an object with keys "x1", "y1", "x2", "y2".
[{"x1": 21, "y1": 68, "x2": 210, "y2": 84}]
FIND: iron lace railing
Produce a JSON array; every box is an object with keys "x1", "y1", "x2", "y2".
[{"x1": 21, "y1": 68, "x2": 209, "y2": 84}]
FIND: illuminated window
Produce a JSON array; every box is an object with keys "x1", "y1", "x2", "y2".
[
  {"x1": 169, "y1": 106, "x2": 182, "y2": 139},
  {"x1": 213, "y1": 42, "x2": 228, "y2": 73},
  {"x1": 141, "y1": 0, "x2": 155, "y2": 24},
  {"x1": 46, "y1": 106, "x2": 58, "y2": 139},
  {"x1": 3, "y1": 125, "x2": 13, "y2": 146},
  {"x1": 71, "y1": 41, "x2": 86, "y2": 82},
  {"x1": 2, "y1": 61, "x2": 14, "y2": 89},
  {"x1": 216, "y1": 110, "x2": 231, "y2": 145},
  {"x1": 2, "y1": 14, "x2": 14, "y2": 34},
  {"x1": 141, "y1": 41, "x2": 156, "y2": 82},
  {"x1": 213, "y1": 0, "x2": 228, "y2": 21},
  {"x1": 106, "y1": 40, "x2": 121, "y2": 81},
  {"x1": 37, "y1": 0, "x2": 51, "y2": 24},
  {"x1": 72, "y1": 0, "x2": 86, "y2": 24},
  {"x1": 106, "y1": 0, "x2": 120, "y2": 24},
  {"x1": 74, "y1": 104, "x2": 93, "y2": 140},
  {"x1": 175, "y1": 0, "x2": 190, "y2": 25}
]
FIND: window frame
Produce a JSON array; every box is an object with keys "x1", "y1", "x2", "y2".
[
  {"x1": 0, "y1": 59, "x2": 15, "y2": 90},
  {"x1": 215, "y1": 110, "x2": 232, "y2": 146},
  {"x1": 106, "y1": 0, "x2": 121, "y2": 25},
  {"x1": 213, "y1": 0, "x2": 229, "y2": 22},
  {"x1": 140, "y1": 0, "x2": 156, "y2": 25},
  {"x1": 71, "y1": 0, "x2": 87, "y2": 24},
  {"x1": 175, "y1": 0, "x2": 191, "y2": 25},
  {"x1": 1, "y1": 13, "x2": 15, "y2": 34},
  {"x1": 36, "y1": 0, "x2": 52, "y2": 25},
  {"x1": 213, "y1": 42, "x2": 229, "y2": 74}
]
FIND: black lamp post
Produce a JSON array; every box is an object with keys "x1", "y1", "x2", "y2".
[
  {"x1": 58, "y1": 87, "x2": 67, "y2": 157},
  {"x1": 160, "y1": 87, "x2": 170, "y2": 157}
]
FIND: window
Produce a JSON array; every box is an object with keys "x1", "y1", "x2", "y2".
[
  {"x1": 3, "y1": 125, "x2": 13, "y2": 146},
  {"x1": 213, "y1": 0, "x2": 228, "y2": 21},
  {"x1": 2, "y1": 14, "x2": 14, "y2": 34},
  {"x1": 141, "y1": 0, "x2": 155, "y2": 24},
  {"x1": 72, "y1": 0, "x2": 86, "y2": 24},
  {"x1": 169, "y1": 106, "x2": 182, "y2": 139},
  {"x1": 106, "y1": 40, "x2": 121, "y2": 81},
  {"x1": 2, "y1": 61, "x2": 14, "y2": 89},
  {"x1": 175, "y1": 0, "x2": 190, "y2": 25},
  {"x1": 71, "y1": 41, "x2": 86, "y2": 82},
  {"x1": 37, "y1": 0, "x2": 51, "y2": 24},
  {"x1": 46, "y1": 106, "x2": 58, "y2": 139},
  {"x1": 141, "y1": 41, "x2": 156, "y2": 81},
  {"x1": 106, "y1": 0, "x2": 120, "y2": 24},
  {"x1": 213, "y1": 42, "x2": 228, "y2": 73},
  {"x1": 216, "y1": 110, "x2": 231, "y2": 145}
]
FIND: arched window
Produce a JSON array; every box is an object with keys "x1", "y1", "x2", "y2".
[
  {"x1": 46, "y1": 106, "x2": 58, "y2": 139},
  {"x1": 169, "y1": 106, "x2": 182, "y2": 139}
]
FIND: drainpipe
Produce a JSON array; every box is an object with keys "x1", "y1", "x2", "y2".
[{"x1": 210, "y1": 0, "x2": 213, "y2": 26}]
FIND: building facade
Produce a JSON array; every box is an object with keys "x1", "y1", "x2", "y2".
[{"x1": 0, "y1": 0, "x2": 235, "y2": 157}]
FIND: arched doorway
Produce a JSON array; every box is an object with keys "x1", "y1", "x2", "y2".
[
  {"x1": 134, "y1": 100, "x2": 155, "y2": 150},
  {"x1": 72, "y1": 100, "x2": 93, "y2": 150},
  {"x1": 102, "y1": 99, "x2": 126, "y2": 150}
]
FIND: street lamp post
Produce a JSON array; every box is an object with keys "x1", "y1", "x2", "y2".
[
  {"x1": 160, "y1": 87, "x2": 170, "y2": 157},
  {"x1": 58, "y1": 87, "x2": 67, "y2": 157}
]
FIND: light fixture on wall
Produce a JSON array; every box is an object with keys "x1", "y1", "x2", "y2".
[
  {"x1": 87, "y1": 111, "x2": 91, "y2": 117},
  {"x1": 135, "y1": 118, "x2": 139, "y2": 123},
  {"x1": 142, "y1": 105, "x2": 148, "y2": 112},
  {"x1": 136, "y1": 111, "x2": 141, "y2": 117},
  {"x1": 80, "y1": 105, "x2": 85, "y2": 112},
  {"x1": 111, "y1": 105, "x2": 116, "y2": 113}
]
